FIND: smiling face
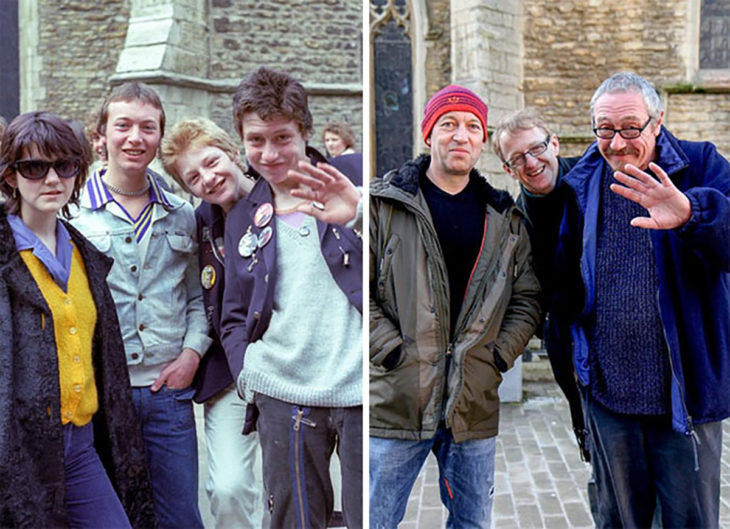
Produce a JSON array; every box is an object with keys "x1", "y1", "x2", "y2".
[
  {"x1": 104, "y1": 100, "x2": 162, "y2": 181},
  {"x1": 593, "y1": 91, "x2": 662, "y2": 172},
  {"x1": 174, "y1": 144, "x2": 252, "y2": 212},
  {"x1": 427, "y1": 110, "x2": 486, "y2": 180},
  {"x1": 6, "y1": 145, "x2": 77, "y2": 222},
  {"x1": 324, "y1": 131, "x2": 346, "y2": 157},
  {"x1": 500, "y1": 126, "x2": 560, "y2": 195},
  {"x1": 240, "y1": 112, "x2": 309, "y2": 187}
]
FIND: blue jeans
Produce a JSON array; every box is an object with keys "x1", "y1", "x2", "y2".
[
  {"x1": 370, "y1": 428, "x2": 496, "y2": 529},
  {"x1": 131, "y1": 386, "x2": 203, "y2": 529},
  {"x1": 63, "y1": 423, "x2": 131, "y2": 528},
  {"x1": 585, "y1": 397, "x2": 722, "y2": 529}
]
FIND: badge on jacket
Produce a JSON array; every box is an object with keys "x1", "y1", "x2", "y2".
[
  {"x1": 258, "y1": 226, "x2": 272, "y2": 248},
  {"x1": 201, "y1": 264, "x2": 216, "y2": 289},
  {"x1": 238, "y1": 226, "x2": 257, "y2": 258},
  {"x1": 254, "y1": 202, "x2": 273, "y2": 228}
]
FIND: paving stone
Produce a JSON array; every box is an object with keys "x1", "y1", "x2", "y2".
[
  {"x1": 544, "y1": 514, "x2": 572, "y2": 528},
  {"x1": 531, "y1": 470, "x2": 555, "y2": 492},
  {"x1": 396, "y1": 384, "x2": 730, "y2": 528},
  {"x1": 493, "y1": 492, "x2": 516, "y2": 517},
  {"x1": 516, "y1": 503, "x2": 543, "y2": 528},
  {"x1": 537, "y1": 491, "x2": 564, "y2": 516},
  {"x1": 547, "y1": 460, "x2": 570, "y2": 478},
  {"x1": 417, "y1": 508, "x2": 445, "y2": 528},
  {"x1": 541, "y1": 445, "x2": 562, "y2": 461},
  {"x1": 564, "y1": 501, "x2": 593, "y2": 527}
]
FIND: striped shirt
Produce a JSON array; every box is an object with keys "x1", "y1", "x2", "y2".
[{"x1": 85, "y1": 168, "x2": 173, "y2": 244}]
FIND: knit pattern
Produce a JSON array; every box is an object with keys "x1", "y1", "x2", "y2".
[
  {"x1": 21, "y1": 245, "x2": 98, "y2": 426},
  {"x1": 590, "y1": 168, "x2": 670, "y2": 414},
  {"x1": 421, "y1": 85, "x2": 488, "y2": 141},
  {"x1": 241, "y1": 215, "x2": 362, "y2": 407}
]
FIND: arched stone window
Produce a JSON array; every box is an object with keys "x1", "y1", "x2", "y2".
[
  {"x1": 700, "y1": 0, "x2": 730, "y2": 69},
  {"x1": 371, "y1": 0, "x2": 413, "y2": 178}
]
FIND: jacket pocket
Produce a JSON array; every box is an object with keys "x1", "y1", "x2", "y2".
[
  {"x1": 370, "y1": 346, "x2": 423, "y2": 432},
  {"x1": 453, "y1": 343, "x2": 502, "y2": 431},
  {"x1": 376, "y1": 234, "x2": 401, "y2": 315},
  {"x1": 84, "y1": 233, "x2": 112, "y2": 254},
  {"x1": 166, "y1": 232, "x2": 195, "y2": 254}
]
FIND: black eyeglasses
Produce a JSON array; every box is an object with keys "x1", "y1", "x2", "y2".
[
  {"x1": 505, "y1": 134, "x2": 551, "y2": 169},
  {"x1": 593, "y1": 117, "x2": 653, "y2": 140},
  {"x1": 13, "y1": 159, "x2": 81, "y2": 180}
]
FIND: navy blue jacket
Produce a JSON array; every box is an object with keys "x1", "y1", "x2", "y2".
[
  {"x1": 192, "y1": 201, "x2": 232, "y2": 402},
  {"x1": 220, "y1": 151, "x2": 363, "y2": 426},
  {"x1": 559, "y1": 127, "x2": 730, "y2": 435}
]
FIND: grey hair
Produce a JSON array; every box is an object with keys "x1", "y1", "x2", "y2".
[{"x1": 589, "y1": 72, "x2": 663, "y2": 125}]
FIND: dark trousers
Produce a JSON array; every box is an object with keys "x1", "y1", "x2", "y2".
[
  {"x1": 255, "y1": 393, "x2": 363, "y2": 528},
  {"x1": 63, "y1": 422, "x2": 131, "y2": 528},
  {"x1": 585, "y1": 397, "x2": 722, "y2": 529}
]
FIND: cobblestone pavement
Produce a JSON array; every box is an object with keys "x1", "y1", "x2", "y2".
[{"x1": 400, "y1": 382, "x2": 730, "y2": 529}]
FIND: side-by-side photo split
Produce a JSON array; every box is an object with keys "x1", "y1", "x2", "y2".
[{"x1": 0, "y1": 1, "x2": 729, "y2": 528}]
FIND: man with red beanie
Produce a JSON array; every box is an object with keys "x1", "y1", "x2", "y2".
[{"x1": 369, "y1": 84, "x2": 541, "y2": 528}]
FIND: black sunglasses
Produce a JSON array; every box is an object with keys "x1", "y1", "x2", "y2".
[{"x1": 13, "y1": 159, "x2": 81, "y2": 180}]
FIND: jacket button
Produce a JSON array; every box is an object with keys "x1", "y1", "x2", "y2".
[
  {"x1": 138, "y1": 324, "x2": 146, "y2": 331},
  {"x1": 138, "y1": 293, "x2": 144, "y2": 301},
  {"x1": 131, "y1": 353, "x2": 139, "y2": 360},
  {"x1": 253, "y1": 311, "x2": 261, "y2": 319},
  {"x1": 125, "y1": 236, "x2": 132, "y2": 243},
  {"x1": 69, "y1": 327, "x2": 77, "y2": 335},
  {"x1": 131, "y1": 265, "x2": 138, "y2": 272}
]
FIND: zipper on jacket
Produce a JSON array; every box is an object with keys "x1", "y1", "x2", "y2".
[
  {"x1": 400, "y1": 200, "x2": 451, "y2": 347},
  {"x1": 203, "y1": 226, "x2": 224, "y2": 266},
  {"x1": 292, "y1": 409, "x2": 307, "y2": 528},
  {"x1": 445, "y1": 209, "x2": 517, "y2": 427}
]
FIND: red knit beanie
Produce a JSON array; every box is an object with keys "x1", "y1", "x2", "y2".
[{"x1": 421, "y1": 85, "x2": 488, "y2": 143}]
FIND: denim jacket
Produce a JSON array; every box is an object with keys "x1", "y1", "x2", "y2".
[{"x1": 70, "y1": 170, "x2": 211, "y2": 386}]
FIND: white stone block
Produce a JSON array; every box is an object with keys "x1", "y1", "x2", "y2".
[{"x1": 498, "y1": 355, "x2": 523, "y2": 403}]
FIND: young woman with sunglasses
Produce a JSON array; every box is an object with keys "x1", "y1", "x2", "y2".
[{"x1": 0, "y1": 111, "x2": 156, "y2": 528}]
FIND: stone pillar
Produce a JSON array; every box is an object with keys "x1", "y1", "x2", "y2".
[
  {"x1": 111, "y1": 0, "x2": 210, "y2": 127},
  {"x1": 450, "y1": 0, "x2": 523, "y2": 194},
  {"x1": 19, "y1": 0, "x2": 44, "y2": 113}
]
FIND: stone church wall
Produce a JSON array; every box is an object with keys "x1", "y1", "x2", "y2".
[{"x1": 24, "y1": 0, "x2": 362, "y2": 156}]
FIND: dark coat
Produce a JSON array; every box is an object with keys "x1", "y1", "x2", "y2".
[
  {"x1": 191, "y1": 201, "x2": 231, "y2": 403},
  {"x1": 517, "y1": 156, "x2": 589, "y2": 459},
  {"x1": 0, "y1": 210, "x2": 157, "y2": 528},
  {"x1": 220, "y1": 152, "x2": 363, "y2": 432},
  {"x1": 559, "y1": 127, "x2": 730, "y2": 435}
]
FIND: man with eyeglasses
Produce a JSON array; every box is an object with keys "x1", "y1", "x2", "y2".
[
  {"x1": 530, "y1": 71, "x2": 730, "y2": 528},
  {"x1": 370, "y1": 85, "x2": 541, "y2": 528},
  {"x1": 491, "y1": 106, "x2": 599, "y2": 498}
]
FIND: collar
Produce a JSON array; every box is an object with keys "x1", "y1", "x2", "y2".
[
  {"x1": 7, "y1": 214, "x2": 73, "y2": 290},
  {"x1": 85, "y1": 167, "x2": 174, "y2": 211}
]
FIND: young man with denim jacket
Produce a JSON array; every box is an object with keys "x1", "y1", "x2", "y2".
[
  {"x1": 547, "y1": 72, "x2": 730, "y2": 528},
  {"x1": 70, "y1": 82, "x2": 210, "y2": 529}
]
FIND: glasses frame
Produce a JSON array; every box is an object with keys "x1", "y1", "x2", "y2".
[
  {"x1": 592, "y1": 117, "x2": 653, "y2": 140},
  {"x1": 504, "y1": 133, "x2": 552, "y2": 170},
  {"x1": 13, "y1": 159, "x2": 81, "y2": 181}
]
